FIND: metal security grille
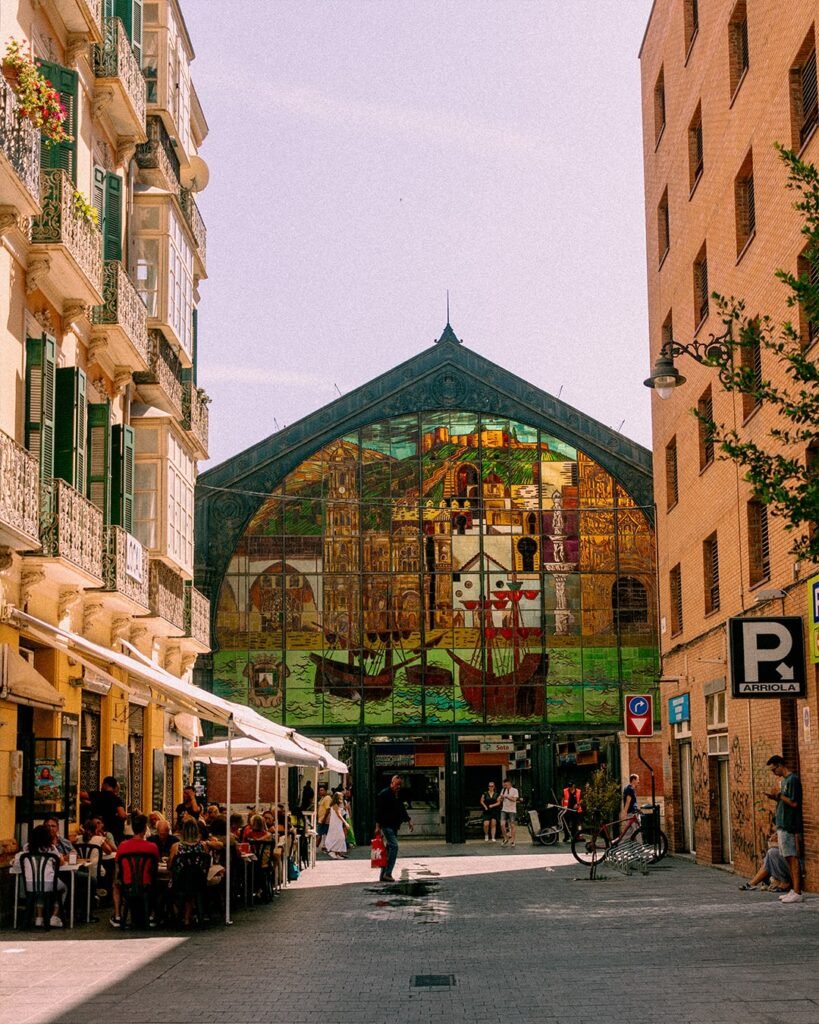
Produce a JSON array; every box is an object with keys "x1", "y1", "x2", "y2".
[
  {"x1": 695, "y1": 255, "x2": 708, "y2": 323},
  {"x1": 665, "y1": 438, "x2": 678, "y2": 509},
  {"x1": 670, "y1": 565, "x2": 683, "y2": 637},
  {"x1": 704, "y1": 534, "x2": 720, "y2": 615},
  {"x1": 801, "y1": 51, "x2": 818, "y2": 145},
  {"x1": 164, "y1": 755, "x2": 175, "y2": 816},
  {"x1": 747, "y1": 500, "x2": 770, "y2": 586},
  {"x1": 128, "y1": 704, "x2": 144, "y2": 813},
  {"x1": 80, "y1": 692, "x2": 101, "y2": 794}
]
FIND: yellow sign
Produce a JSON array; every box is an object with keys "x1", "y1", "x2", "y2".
[{"x1": 808, "y1": 573, "x2": 819, "y2": 665}]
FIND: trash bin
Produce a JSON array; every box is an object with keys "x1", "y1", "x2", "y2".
[{"x1": 640, "y1": 805, "x2": 661, "y2": 844}]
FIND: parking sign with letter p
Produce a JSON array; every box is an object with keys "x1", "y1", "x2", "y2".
[{"x1": 729, "y1": 616, "x2": 805, "y2": 698}]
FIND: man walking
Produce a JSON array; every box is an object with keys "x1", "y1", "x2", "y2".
[
  {"x1": 375, "y1": 775, "x2": 413, "y2": 882},
  {"x1": 766, "y1": 755, "x2": 803, "y2": 903},
  {"x1": 561, "y1": 781, "x2": 583, "y2": 841},
  {"x1": 500, "y1": 777, "x2": 519, "y2": 847},
  {"x1": 316, "y1": 784, "x2": 332, "y2": 852}
]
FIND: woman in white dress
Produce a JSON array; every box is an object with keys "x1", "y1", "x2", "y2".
[{"x1": 325, "y1": 792, "x2": 349, "y2": 859}]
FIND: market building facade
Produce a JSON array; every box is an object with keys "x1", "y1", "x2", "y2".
[
  {"x1": 640, "y1": 1, "x2": 819, "y2": 884},
  {"x1": 0, "y1": 0, "x2": 211, "y2": 870},
  {"x1": 196, "y1": 326, "x2": 662, "y2": 840}
]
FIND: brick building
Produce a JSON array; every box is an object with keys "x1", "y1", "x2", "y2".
[{"x1": 640, "y1": 1, "x2": 819, "y2": 883}]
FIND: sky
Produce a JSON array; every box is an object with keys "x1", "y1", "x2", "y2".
[{"x1": 182, "y1": 1, "x2": 656, "y2": 470}]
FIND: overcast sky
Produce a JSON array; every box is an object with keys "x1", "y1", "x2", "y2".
[{"x1": 183, "y1": 1, "x2": 655, "y2": 469}]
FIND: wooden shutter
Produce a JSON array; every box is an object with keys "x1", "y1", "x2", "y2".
[
  {"x1": 87, "y1": 402, "x2": 112, "y2": 521},
  {"x1": 93, "y1": 165, "x2": 106, "y2": 229},
  {"x1": 54, "y1": 367, "x2": 88, "y2": 490},
  {"x1": 38, "y1": 62, "x2": 78, "y2": 184},
  {"x1": 116, "y1": 0, "x2": 143, "y2": 64},
  {"x1": 111, "y1": 424, "x2": 135, "y2": 533},
  {"x1": 25, "y1": 334, "x2": 56, "y2": 480},
  {"x1": 104, "y1": 172, "x2": 123, "y2": 261}
]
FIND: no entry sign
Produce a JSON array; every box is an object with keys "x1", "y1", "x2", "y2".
[{"x1": 624, "y1": 693, "x2": 654, "y2": 737}]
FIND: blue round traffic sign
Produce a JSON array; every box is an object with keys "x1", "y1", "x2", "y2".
[{"x1": 628, "y1": 696, "x2": 649, "y2": 716}]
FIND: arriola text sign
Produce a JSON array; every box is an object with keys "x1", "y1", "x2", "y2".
[{"x1": 728, "y1": 616, "x2": 806, "y2": 698}]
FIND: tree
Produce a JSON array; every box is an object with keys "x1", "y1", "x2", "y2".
[
  {"x1": 697, "y1": 144, "x2": 819, "y2": 563},
  {"x1": 581, "y1": 767, "x2": 621, "y2": 831}
]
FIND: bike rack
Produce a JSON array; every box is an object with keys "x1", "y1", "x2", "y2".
[{"x1": 603, "y1": 840, "x2": 650, "y2": 876}]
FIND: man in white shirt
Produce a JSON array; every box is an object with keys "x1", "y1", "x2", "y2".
[{"x1": 500, "y1": 778, "x2": 519, "y2": 847}]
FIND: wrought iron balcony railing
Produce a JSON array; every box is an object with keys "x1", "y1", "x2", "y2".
[
  {"x1": 179, "y1": 187, "x2": 206, "y2": 267},
  {"x1": 184, "y1": 584, "x2": 210, "y2": 648},
  {"x1": 103, "y1": 525, "x2": 149, "y2": 608},
  {"x1": 133, "y1": 329, "x2": 183, "y2": 417},
  {"x1": 92, "y1": 16, "x2": 147, "y2": 131},
  {"x1": 39, "y1": 477, "x2": 103, "y2": 581},
  {"x1": 135, "y1": 115, "x2": 180, "y2": 193},
  {"x1": 0, "y1": 72, "x2": 40, "y2": 209},
  {"x1": 91, "y1": 260, "x2": 149, "y2": 364},
  {"x1": 30, "y1": 168, "x2": 103, "y2": 295},
  {"x1": 181, "y1": 380, "x2": 209, "y2": 456},
  {"x1": 0, "y1": 429, "x2": 40, "y2": 549},
  {"x1": 149, "y1": 558, "x2": 185, "y2": 630}
]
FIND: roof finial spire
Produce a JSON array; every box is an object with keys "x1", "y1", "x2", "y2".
[{"x1": 446, "y1": 289, "x2": 450, "y2": 326}]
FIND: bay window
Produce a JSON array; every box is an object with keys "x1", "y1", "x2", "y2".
[{"x1": 133, "y1": 420, "x2": 194, "y2": 574}]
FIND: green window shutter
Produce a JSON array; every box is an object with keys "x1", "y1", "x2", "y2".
[
  {"x1": 25, "y1": 334, "x2": 56, "y2": 480},
  {"x1": 54, "y1": 367, "x2": 88, "y2": 489},
  {"x1": 116, "y1": 0, "x2": 143, "y2": 64},
  {"x1": 111, "y1": 424, "x2": 135, "y2": 533},
  {"x1": 87, "y1": 402, "x2": 112, "y2": 521},
  {"x1": 104, "y1": 172, "x2": 123, "y2": 261},
  {"x1": 38, "y1": 62, "x2": 78, "y2": 184},
  {"x1": 93, "y1": 165, "x2": 106, "y2": 229}
]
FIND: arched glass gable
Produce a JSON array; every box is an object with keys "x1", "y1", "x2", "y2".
[{"x1": 212, "y1": 410, "x2": 658, "y2": 728}]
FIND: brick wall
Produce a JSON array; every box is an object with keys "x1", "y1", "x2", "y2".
[{"x1": 641, "y1": 1, "x2": 819, "y2": 884}]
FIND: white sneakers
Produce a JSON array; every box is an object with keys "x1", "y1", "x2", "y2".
[
  {"x1": 779, "y1": 890, "x2": 805, "y2": 903},
  {"x1": 484, "y1": 836, "x2": 489, "y2": 842},
  {"x1": 49, "y1": 915, "x2": 63, "y2": 927}
]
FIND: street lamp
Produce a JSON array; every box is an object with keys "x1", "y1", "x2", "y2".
[{"x1": 643, "y1": 324, "x2": 735, "y2": 398}]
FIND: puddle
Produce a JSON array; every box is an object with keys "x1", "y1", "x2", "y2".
[{"x1": 365, "y1": 880, "x2": 439, "y2": 899}]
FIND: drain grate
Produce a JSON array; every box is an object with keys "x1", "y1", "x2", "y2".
[{"x1": 412, "y1": 975, "x2": 455, "y2": 988}]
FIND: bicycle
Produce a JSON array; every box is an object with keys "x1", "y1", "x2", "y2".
[
  {"x1": 528, "y1": 804, "x2": 579, "y2": 845},
  {"x1": 571, "y1": 807, "x2": 668, "y2": 865}
]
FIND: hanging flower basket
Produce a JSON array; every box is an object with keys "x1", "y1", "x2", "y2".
[{"x1": 3, "y1": 38, "x2": 72, "y2": 147}]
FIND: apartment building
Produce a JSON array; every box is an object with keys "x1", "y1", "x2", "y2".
[
  {"x1": 0, "y1": 0, "x2": 210, "y2": 854},
  {"x1": 640, "y1": 1, "x2": 819, "y2": 884}
]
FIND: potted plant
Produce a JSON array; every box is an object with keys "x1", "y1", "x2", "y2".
[
  {"x1": 2, "y1": 39, "x2": 72, "y2": 147},
  {"x1": 581, "y1": 767, "x2": 621, "y2": 876},
  {"x1": 73, "y1": 190, "x2": 99, "y2": 228}
]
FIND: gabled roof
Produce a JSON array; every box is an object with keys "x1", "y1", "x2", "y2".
[{"x1": 195, "y1": 324, "x2": 652, "y2": 593}]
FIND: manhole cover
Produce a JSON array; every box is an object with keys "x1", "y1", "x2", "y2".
[{"x1": 412, "y1": 975, "x2": 455, "y2": 988}]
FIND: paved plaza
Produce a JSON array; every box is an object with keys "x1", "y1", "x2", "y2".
[{"x1": 2, "y1": 841, "x2": 819, "y2": 1024}]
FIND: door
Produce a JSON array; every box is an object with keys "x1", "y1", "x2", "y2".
[
  {"x1": 717, "y1": 756, "x2": 732, "y2": 863},
  {"x1": 679, "y1": 741, "x2": 694, "y2": 853}
]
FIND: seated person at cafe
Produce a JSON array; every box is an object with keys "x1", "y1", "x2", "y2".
[
  {"x1": 168, "y1": 818, "x2": 211, "y2": 927},
  {"x1": 242, "y1": 814, "x2": 272, "y2": 843},
  {"x1": 44, "y1": 816, "x2": 75, "y2": 857},
  {"x1": 175, "y1": 786, "x2": 203, "y2": 822},
  {"x1": 110, "y1": 812, "x2": 159, "y2": 928},
  {"x1": 148, "y1": 818, "x2": 178, "y2": 860},
  {"x1": 18, "y1": 823, "x2": 66, "y2": 927},
  {"x1": 75, "y1": 816, "x2": 116, "y2": 854},
  {"x1": 90, "y1": 776, "x2": 127, "y2": 845},
  {"x1": 229, "y1": 813, "x2": 244, "y2": 839}
]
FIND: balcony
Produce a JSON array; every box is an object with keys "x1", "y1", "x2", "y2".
[
  {"x1": 180, "y1": 583, "x2": 210, "y2": 651},
  {"x1": 29, "y1": 168, "x2": 104, "y2": 307},
  {"x1": 144, "y1": 558, "x2": 185, "y2": 633},
  {"x1": 179, "y1": 188, "x2": 206, "y2": 276},
  {"x1": 0, "y1": 74, "x2": 41, "y2": 217},
  {"x1": 181, "y1": 380, "x2": 209, "y2": 458},
  {"x1": 135, "y1": 116, "x2": 180, "y2": 194},
  {"x1": 96, "y1": 525, "x2": 150, "y2": 613},
  {"x1": 90, "y1": 260, "x2": 150, "y2": 372},
  {"x1": 41, "y1": 0, "x2": 103, "y2": 42},
  {"x1": 92, "y1": 16, "x2": 147, "y2": 143},
  {"x1": 27, "y1": 477, "x2": 103, "y2": 585},
  {"x1": 0, "y1": 429, "x2": 41, "y2": 552},
  {"x1": 133, "y1": 330, "x2": 183, "y2": 417}
]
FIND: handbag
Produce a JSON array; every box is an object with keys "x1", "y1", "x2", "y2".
[
  {"x1": 287, "y1": 859, "x2": 300, "y2": 882},
  {"x1": 370, "y1": 834, "x2": 387, "y2": 869}
]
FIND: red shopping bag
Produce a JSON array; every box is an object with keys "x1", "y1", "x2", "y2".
[{"x1": 370, "y1": 834, "x2": 387, "y2": 869}]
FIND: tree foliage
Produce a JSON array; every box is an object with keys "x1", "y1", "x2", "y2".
[
  {"x1": 697, "y1": 145, "x2": 819, "y2": 562},
  {"x1": 581, "y1": 767, "x2": 621, "y2": 829}
]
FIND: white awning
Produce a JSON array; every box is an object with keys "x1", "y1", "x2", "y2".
[
  {"x1": 291, "y1": 734, "x2": 349, "y2": 774},
  {"x1": 0, "y1": 644, "x2": 64, "y2": 710},
  {"x1": 192, "y1": 735, "x2": 322, "y2": 768},
  {"x1": 3, "y1": 607, "x2": 337, "y2": 764}
]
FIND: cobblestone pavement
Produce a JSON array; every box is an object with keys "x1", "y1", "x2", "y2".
[{"x1": 2, "y1": 840, "x2": 819, "y2": 1024}]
